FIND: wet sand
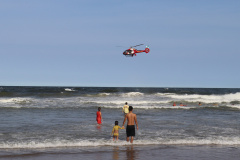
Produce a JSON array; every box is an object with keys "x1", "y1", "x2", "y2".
[{"x1": 1, "y1": 145, "x2": 240, "y2": 160}]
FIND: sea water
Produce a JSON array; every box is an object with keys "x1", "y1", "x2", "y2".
[{"x1": 0, "y1": 87, "x2": 240, "y2": 159}]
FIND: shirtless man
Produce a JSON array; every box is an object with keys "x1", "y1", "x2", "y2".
[{"x1": 122, "y1": 106, "x2": 138, "y2": 143}]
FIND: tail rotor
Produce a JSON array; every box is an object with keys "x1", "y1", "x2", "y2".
[{"x1": 145, "y1": 45, "x2": 150, "y2": 53}]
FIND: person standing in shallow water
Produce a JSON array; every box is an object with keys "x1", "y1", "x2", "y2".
[
  {"x1": 111, "y1": 121, "x2": 124, "y2": 141},
  {"x1": 122, "y1": 102, "x2": 129, "y2": 115},
  {"x1": 96, "y1": 107, "x2": 102, "y2": 124},
  {"x1": 122, "y1": 106, "x2": 138, "y2": 143}
]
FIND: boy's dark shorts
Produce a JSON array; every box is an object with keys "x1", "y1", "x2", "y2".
[{"x1": 126, "y1": 125, "x2": 135, "y2": 137}]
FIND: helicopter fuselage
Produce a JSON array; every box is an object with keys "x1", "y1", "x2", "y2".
[{"x1": 123, "y1": 47, "x2": 150, "y2": 57}]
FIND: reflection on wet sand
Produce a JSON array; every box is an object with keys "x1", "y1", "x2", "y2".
[
  {"x1": 112, "y1": 146, "x2": 119, "y2": 160},
  {"x1": 112, "y1": 145, "x2": 137, "y2": 160},
  {"x1": 126, "y1": 145, "x2": 136, "y2": 160}
]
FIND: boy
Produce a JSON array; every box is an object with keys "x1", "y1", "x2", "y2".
[{"x1": 111, "y1": 121, "x2": 124, "y2": 141}]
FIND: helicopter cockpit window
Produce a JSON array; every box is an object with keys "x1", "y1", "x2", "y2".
[{"x1": 124, "y1": 51, "x2": 130, "y2": 54}]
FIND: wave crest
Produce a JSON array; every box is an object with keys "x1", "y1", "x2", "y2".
[
  {"x1": 1, "y1": 137, "x2": 240, "y2": 149},
  {"x1": 121, "y1": 92, "x2": 144, "y2": 97}
]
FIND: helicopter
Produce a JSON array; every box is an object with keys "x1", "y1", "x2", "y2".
[{"x1": 123, "y1": 44, "x2": 150, "y2": 57}]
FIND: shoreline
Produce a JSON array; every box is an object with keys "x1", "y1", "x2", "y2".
[{"x1": 1, "y1": 145, "x2": 240, "y2": 160}]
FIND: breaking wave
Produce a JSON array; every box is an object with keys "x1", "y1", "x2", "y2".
[
  {"x1": 0, "y1": 92, "x2": 240, "y2": 110},
  {"x1": 1, "y1": 137, "x2": 240, "y2": 149}
]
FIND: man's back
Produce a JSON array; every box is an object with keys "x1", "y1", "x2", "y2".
[
  {"x1": 126, "y1": 112, "x2": 136, "y2": 125},
  {"x1": 122, "y1": 106, "x2": 138, "y2": 143}
]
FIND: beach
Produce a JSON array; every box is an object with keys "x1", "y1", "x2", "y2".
[
  {"x1": 1, "y1": 145, "x2": 240, "y2": 160},
  {"x1": 0, "y1": 86, "x2": 240, "y2": 159}
]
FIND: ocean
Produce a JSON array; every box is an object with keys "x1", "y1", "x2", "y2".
[{"x1": 0, "y1": 86, "x2": 240, "y2": 160}]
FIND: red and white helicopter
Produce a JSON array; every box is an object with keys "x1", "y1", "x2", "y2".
[{"x1": 123, "y1": 44, "x2": 150, "y2": 57}]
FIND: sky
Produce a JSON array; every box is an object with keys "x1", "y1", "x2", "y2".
[{"x1": 0, "y1": 0, "x2": 240, "y2": 88}]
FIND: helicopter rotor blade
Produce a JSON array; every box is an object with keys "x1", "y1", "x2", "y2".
[{"x1": 132, "y1": 44, "x2": 144, "y2": 47}]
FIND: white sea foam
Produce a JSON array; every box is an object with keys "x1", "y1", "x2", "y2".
[
  {"x1": 165, "y1": 92, "x2": 240, "y2": 103},
  {"x1": 0, "y1": 92, "x2": 239, "y2": 109},
  {"x1": 155, "y1": 93, "x2": 176, "y2": 96},
  {"x1": 121, "y1": 92, "x2": 144, "y2": 97},
  {"x1": 228, "y1": 104, "x2": 240, "y2": 109},
  {"x1": 65, "y1": 88, "x2": 76, "y2": 92},
  {"x1": 1, "y1": 137, "x2": 240, "y2": 149},
  {"x1": 0, "y1": 97, "x2": 33, "y2": 108},
  {"x1": 97, "y1": 93, "x2": 111, "y2": 96},
  {"x1": 0, "y1": 97, "x2": 31, "y2": 103}
]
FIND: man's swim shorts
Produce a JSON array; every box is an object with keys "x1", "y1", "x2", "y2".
[{"x1": 126, "y1": 125, "x2": 135, "y2": 137}]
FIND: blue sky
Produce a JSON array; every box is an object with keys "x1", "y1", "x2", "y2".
[{"x1": 0, "y1": 0, "x2": 240, "y2": 88}]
